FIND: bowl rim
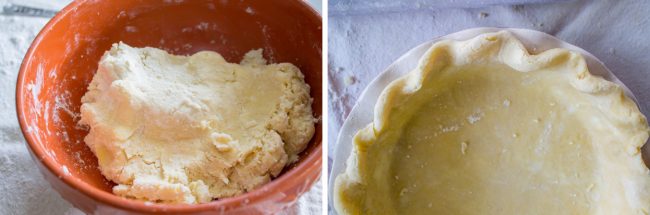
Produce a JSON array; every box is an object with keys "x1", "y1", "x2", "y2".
[{"x1": 16, "y1": 0, "x2": 322, "y2": 213}]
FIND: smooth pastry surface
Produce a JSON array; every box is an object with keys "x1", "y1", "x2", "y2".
[{"x1": 334, "y1": 31, "x2": 650, "y2": 214}]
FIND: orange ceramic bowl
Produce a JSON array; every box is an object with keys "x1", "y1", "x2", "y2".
[{"x1": 16, "y1": 0, "x2": 321, "y2": 214}]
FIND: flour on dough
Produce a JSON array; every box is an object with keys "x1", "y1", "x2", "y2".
[
  {"x1": 79, "y1": 42, "x2": 315, "y2": 204},
  {"x1": 334, "y1": 31, "x2": 650, "y2": 215}
]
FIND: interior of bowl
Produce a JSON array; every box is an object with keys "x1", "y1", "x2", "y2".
[{"x1": 17, "y1": 0, "x2": 321, "y2": 209}]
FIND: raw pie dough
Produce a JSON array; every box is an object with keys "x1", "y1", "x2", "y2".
[
  {"x1": 79, "y1": 43, "x2": 315, "y2": 204},
  {"x1": 334, "y1": 31, "x2": 650, "y2": 214}
]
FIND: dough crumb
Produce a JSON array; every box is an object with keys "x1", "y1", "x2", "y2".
[
  {"x1": 210, "y1": 132, "x2": 234, "y2": 152},
  {"x1": 503, "y1": 99, "x2": 511, "y2": 107},
  {"x1": 461, "y1": 141, "x2": 469, "y2": 155},
  {"x1": 344, "y1": 75, "x2": 356, "y2": 86},
  {"x1": 399, "y1": 188, "x2": 408, "y2": 196}
]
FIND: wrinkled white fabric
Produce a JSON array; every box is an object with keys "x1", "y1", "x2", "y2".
[{"x1": 328, "y1": 0, "x2": 650, "y2": 166}]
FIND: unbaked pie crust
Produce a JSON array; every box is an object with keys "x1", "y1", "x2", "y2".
[{"x1": 334, "y1": 31, "x2": 650, "y2": 214}]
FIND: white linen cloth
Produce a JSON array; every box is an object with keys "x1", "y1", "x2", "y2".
[{"x1": 328, "y1": 0, "x2": 650, "y2": 166}]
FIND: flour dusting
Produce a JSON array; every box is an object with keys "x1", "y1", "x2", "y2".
[
  {"x1": 0, "y1": 3, "x2": 72, "y2": 213},
  {"x1": 0, "y1": 5, "x2": 71, "y2": 214},
  {"x1": 245, "y1": 7, "x2": 255, "y2": 15},
  {"x1": 466, "y1": 109, "x2": 484, "y2": 124},
  {"x1": 125, "y1": 26, "x2": 137, "y2": 33},
  {"x1": 62, "y1": 165, "x2": 70, "y2": 176},
  {"x1": 440, "y1": 124, "x2": 460, "y2": 133},
  {"x1": 196, "y1": 22, "x2": 209, "y2": 31}
]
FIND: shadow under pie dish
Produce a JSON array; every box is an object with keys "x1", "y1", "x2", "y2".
[{"x1": 333, "y1": 31, "x2": 650, "y2": 214}]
